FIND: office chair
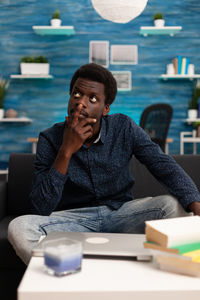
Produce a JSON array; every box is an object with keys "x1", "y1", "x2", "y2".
[{"x1": 139, "y1": 103, "x2": 173, "y2": 152}]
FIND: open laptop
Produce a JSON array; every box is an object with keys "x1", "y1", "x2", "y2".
[{"x1": 32, "y1": 232, "x2": 152, "y2": 261}]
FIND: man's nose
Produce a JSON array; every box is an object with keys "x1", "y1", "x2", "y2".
[{"x1": 77, "y1": 95, "x2": 88, "y2": 107}]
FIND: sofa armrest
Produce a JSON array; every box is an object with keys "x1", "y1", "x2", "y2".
[{"x1": 0, "y1": 181, "x2": 7, "y2": 221}]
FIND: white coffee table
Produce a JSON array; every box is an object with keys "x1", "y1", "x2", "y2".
[{"x1": 18, "y1": 256, "x2": 200, "y2": 300}]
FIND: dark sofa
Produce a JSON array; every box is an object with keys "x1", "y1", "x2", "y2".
[{"x1": 1, "y1": 153, "x2": 200, "y2": 299}]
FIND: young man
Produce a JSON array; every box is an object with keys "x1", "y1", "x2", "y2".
[{"x1": 8, "y1": 63, "x2": 200, "y2": 265}]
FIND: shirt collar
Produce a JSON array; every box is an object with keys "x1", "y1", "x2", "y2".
[
  {"x1": 93, "y1": 116, "x2": 106, "y2": 144},
  {"x1": 100, "y1": 116, "x2": 106, "y2": 144},
  {"x1": 80, "y1": 117, "x2": 106, "y2": 148},
  {"x1": 93, "y1": 130, "x2": 101, "y2": 143}
]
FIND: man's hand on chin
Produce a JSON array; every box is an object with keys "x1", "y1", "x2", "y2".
[{"x1": 188, "y1": 201, "x2": 200, "y2": 215}]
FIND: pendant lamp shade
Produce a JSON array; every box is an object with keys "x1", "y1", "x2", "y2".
[{"x1": 91, "y1": 0, "x2": 148, "y2": 24}]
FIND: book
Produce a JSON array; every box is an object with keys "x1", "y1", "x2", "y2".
[
  {"x1": 173, "y1": 57, "x2": 178, "y2": 74},
  {"x1": 181, "y1": 57, "x2": 186, "y2": 75},
  {"x1": 145, "y1": 216, "x2": 200, "y2": 248},
  {"x1": 144, "y1": 241, "x2": 200, "y2": 277},
  {"x1": 156, "y1": 255, "x2": 200, "y2": 277},
  {"x1": 177, "y1": 55, "x2": 182, "y2": 74},
  {"x1": 185, "y1": 57, "x2": 190, "y2": 74},
  {"x1": 144, "y1": 216, "x2": 200, "y2": 277},
  {"x1": 144, "y1": 240, "x2": 200, "y2": 261}
]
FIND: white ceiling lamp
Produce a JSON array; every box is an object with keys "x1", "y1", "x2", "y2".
[{"x1": 91, "y1": 0, "x2": 148, "y2": 24}]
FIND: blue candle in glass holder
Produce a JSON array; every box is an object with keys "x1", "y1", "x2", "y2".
[{"x1": 43, "y1": 237, "x2": 82, "y2": 276}]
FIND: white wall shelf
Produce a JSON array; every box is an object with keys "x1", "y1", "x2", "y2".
[
  {"x1": 10, "y1": 74, "x2": 53, "y2": 79},
  {"x1": 0, "y1": 117, "x2": 32, "y2": 123},
  {"x1": 32, "y1": 26, "x2": 75, "y2": 35},
  {"x1": 186, "y1": 118, "x2": 200, "y2": 124},
  {"x1": 140, "y1": 26, "x2": 182, "y2": 36},
  {"x1": 160, "y1": 74, "x2": 200, "y2": 80}
]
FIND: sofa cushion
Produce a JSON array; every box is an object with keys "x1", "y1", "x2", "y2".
[
  {"x1": 7, "y1": 154, "x2": 200, "y2": 215},
  {"x1": 7, "y1": 153, "x2": 35, "y2": 215},
  {"x1": 130, "y1": 156, "x2": 168, "y2": 198},
  {"x1": 130, "y1": 154, "x2": 200, "y2": 199},
  {"x1": 0, "y1": 216, "x2": 26, "y2": 269},
  {"x1": 173, "y1": 155, "x2": 200, "y2": 191}
]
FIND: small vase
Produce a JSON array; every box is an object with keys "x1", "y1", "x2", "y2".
[
  {"x1": 154, "y1": 19, "x2": 165, "y2": 27},
  {"x1": 5, "y1": 109, "x2": 18, "y2": 118},
  {"x1": 166, "y1": 64, "x2": 175, "y2": 75},
  {"x1": 188, "y1": 109, "x2": 197, "y2": 119},
  {"x1": 188, "y1": 64, "x2": 195, "y2": 75},
  {"x1": 50, "y1": 19, "x2": 62, "y2": 27},
  {"x1": 0, "y1": 108, "x2": 4, "y2": 119}
]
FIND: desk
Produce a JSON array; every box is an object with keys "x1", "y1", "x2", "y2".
[
  {"x1": 0, "y1": 169, "x2": 8, "y2": 181},
  {"x1": 0, "y1": 169, "x2": 8, "y2": 175},
  {"x1": 165, "y1": 137, "x2": 173, "y2": 154},
  {"x1": 27, "y1": 138, "x2": 38, "y2": 154},
  {"x1": 180, "y1": 131, "x2": 200, "y2": 154},
  {"x1": 18, "y1": 256, "x2": 200, "y2": 300}
]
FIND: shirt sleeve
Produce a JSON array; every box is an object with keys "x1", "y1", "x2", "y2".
[
  {"x1": 129, "y1": 119, "x2": 200, "y2": 211},
  {"x1": 29, "y1": 132, "x2": 68, "y2": 215}
]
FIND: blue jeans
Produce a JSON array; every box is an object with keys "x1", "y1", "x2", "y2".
[{"x1": 8, "y1": 195, "x2": 188, "y2": 265}]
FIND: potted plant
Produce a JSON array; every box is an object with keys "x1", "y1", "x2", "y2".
[
  {"x1": 50, "y1": 10, "x2": 61, "y2": 27},
  {"x1": 20, "y1": 56, "x2": 49, "y2": 75},
  {"x1": 153, "y1": 12, "x2": 165, "y2": 27},
  {"x1": 0, "y1": 78, "x2": 9, "y2": 119},
  {"x1": 188, "y1": 81, "x2": 200, "y2": 119}
]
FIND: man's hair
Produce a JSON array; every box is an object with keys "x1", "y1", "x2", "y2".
[{"x1": 69, "y1": 63, "x2": 117, "y2": 105}]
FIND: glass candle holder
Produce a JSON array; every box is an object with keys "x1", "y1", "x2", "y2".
[{"x1": 43, "y1": 237, "x2": 82, "y2": 276}]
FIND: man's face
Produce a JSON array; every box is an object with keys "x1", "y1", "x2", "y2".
[{"x1": 68, "y1": 77, "x2": 110, "y2": 136}]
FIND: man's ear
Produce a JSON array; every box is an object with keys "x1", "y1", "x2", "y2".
[{"x1": 103, "y1": 105, "x2": 110, "y2": 116}]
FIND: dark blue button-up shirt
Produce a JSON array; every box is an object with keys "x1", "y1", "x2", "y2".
[{"x1": 30, "y1": 114, "x2": 200, "y2": 215}]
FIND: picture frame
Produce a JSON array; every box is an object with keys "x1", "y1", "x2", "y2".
[
  {"x1": 110, "y1": 45, "x2": 138, "y2": 65},
  {"x1": 89, "y1": 41, "x2": 109, "y2": 68},
  {"x1": 112, "y1": 71, "x2": 132, "y2": 91}
]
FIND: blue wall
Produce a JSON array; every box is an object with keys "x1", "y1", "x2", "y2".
[{"x1": 0, "y1": 0, "x2": 200, "y2": 165}]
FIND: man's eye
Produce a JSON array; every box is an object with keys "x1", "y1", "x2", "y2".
[
  {"x1": 90, "y1": 96, "x2": 97, "y2": 103},
  {"x1": 74, "y1": 92, "x2": 81, "y2": 98}
]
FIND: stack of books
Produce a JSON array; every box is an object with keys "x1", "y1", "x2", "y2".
[
  {"x1": 172, "y1": 56, "x2": 190, "y2": 75},
  {"x1": 144, "y1": 216, "x2": 200, "y2": 277}
]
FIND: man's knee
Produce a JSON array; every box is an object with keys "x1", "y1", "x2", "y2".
[
  {"x1": 8, "y1": 215, "x2": 44, "y2": 265},
  {"x1": 8, "y1": 214, "x2": 38, "y2": 244},
  {"x1": 8, "y1": 215, "x2": 27, "y2": 243},
  {"x1": 157, "y1": 195, "x2": 188, "y2": 218},
  {"x1": 8, "y1": 215, "x2": 24, "y2": 235}
]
